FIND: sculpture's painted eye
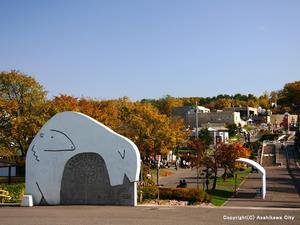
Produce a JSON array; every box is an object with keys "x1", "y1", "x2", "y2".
[{"x1": 40, "y1": 133, "x2": 44, "y2": 138}]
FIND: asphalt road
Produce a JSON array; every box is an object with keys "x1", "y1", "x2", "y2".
[{"x1": 0, "y1": 205, "x2": 299, "y2": 225}]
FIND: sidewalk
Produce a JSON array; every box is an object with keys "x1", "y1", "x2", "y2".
[
  {"x1": 225, "y1": 167, "x2": 300, "y2": 208},
  {"x1": 155, "y1": 167, "x2": 198, "y2": 188}
]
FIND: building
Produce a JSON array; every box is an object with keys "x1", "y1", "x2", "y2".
[
  {"x1": 173, "y1": 106, "x2": 245, "y2": 128},
  {"x1": 208, "y1": 126, "x2": 229, "y2": 145},
  {"x1": 223, "y1": 106, "x2": 257, "y2": 120},
  {"x1": 173, "y1": 106, "x2": 232, "y2": 145},
  {"x1": 270, "y1": 114, "x2": 298, "y2": 126},
  {"x1": 196, "y1": 106, "x2": 210, "y2": 113},
  {"x1": 191, "y1": 124, "x2": 229, "y2": 145},
  {"x1": 172, "y1": 106, "x2": 195, "y2": 126},
  {"x1": 187, "y1": 110, "x2": 244, "y2": 127}
]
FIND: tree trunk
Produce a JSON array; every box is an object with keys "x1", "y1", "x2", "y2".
[
  {"x1": 212, "y1": 166, "x2": 217, "y2": 190},
  {"x1": 223, "y1": 167, "x2": 227, "y2": 181}
]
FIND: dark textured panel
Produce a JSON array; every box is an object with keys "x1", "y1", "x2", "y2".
[{"x1": 60, "y1": 152, "x2": 134, "y2": 205}]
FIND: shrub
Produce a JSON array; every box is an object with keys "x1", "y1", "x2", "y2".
[
  {"x1": 0, "y1": 183, "x2": 25, "y2": 203},
  {"x1": 140, "y1": 185, "x2": 158, "y2": 200},
  {"x1": 141, "y1": 165, "x2": 155, "y2": 185},
  {"x1": 259, "y1": 134, "x2": 279, "y2": 142},
  {"x1": 243, "y1": 141, "x2": 262, "y2": 153},
  {"x1": 163, "y1": 188, "x2": 211, "y2": 204},
  {"x1": 140, "y1": 186, "x2": 211, "y2": 204}
]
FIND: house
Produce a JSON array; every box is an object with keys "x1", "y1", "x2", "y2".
[{"x1": 192, "y1": 123, "x2": 229, "y2": 145}]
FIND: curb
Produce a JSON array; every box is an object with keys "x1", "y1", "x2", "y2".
[{"x1": 0, "y1": 203, "x2": 20, "y2": 207}]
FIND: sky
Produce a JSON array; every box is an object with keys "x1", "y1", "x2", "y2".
[{"x1": 0, "y1": 0, "x2": 299, "y2": 100}]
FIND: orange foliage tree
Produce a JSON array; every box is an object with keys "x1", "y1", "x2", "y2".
[
  {"x1": 216, "y1": 143, "x2": 251, "y2": 181},
  {"x1": 202, "y1": 143, "x2": 251, "y2": 190},
  {"x1": 48, "y1": 95, "x2": 190, "y2": 163},
  {"x1": 0, "y1": 70, "x2": 49, "y2": 168},
  {"x1": 187, "y1": 138, "x2": 207, "y2": 169},
  {"x1": 118, "y1": 101, "x2": 190, "y2": 162}
]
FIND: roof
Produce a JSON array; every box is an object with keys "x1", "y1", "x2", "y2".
[{"x1": 0, "y1": 160, "x2": 17, "y2": 168}]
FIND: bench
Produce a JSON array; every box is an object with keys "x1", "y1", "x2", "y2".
[{"x1": 0, "y1": 190, "x2": 11, "y2": 203}]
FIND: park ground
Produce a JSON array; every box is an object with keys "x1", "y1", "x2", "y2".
[
  {"x1": 0, "y1": 205, "x2": 299, "y2": 225},
  {"x1": 151, "y1": 143, "x2": 300, "y2": 208},
  {"x1": 1, "y1": 144, "x2": 300, "y2": 225},
  {"x1": 1, "y1": 163, "x2": 299, "y2": 225}
]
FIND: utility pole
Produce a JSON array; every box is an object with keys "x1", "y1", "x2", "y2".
[{"x1": 195, "y1": 101, "x2": 199, "y2": 138}]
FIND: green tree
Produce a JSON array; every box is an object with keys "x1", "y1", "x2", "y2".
[
  {"x1": 198, "y1": 128, "x2": 212, "y2": 145},
  {"x1": 277, "y1": 81, "x2": 300, "y2": 113},
  {"x1": 226, "y1": 124, "x2": 238, "y2": 137}
]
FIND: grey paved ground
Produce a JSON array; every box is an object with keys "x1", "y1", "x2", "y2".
[
  {"x1": 2, "y1": 145, "x2": 298, "y2": 225},
  {"x1": 158, "y1": 168, "x2": 198, "y2": 188},
  {"x1": 158, "y1": 167, "x2": 225, "y2": 189},
  {"x1": 0, "y1": 205, "x2": 299, "y2": 225},
  {"x1": 225, "y1": 167, "x2": 300, "y2": 208},
  {"x1": 226, "y1": 145, "x2": 300, "y2": 208}
]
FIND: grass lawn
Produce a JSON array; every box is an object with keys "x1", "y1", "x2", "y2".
[
  {"x1": 209, "y1": 168, "x2": 251, "y2": 206},
  {"x1": 229, "y1": 134, "x2": 243, "y2": 142},
  {"x1": 207, "y1": 189, "x2": 234, "y2": 206}
]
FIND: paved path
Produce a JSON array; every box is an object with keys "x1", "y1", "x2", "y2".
[
  {"x1": 225, "y1": 167, "x2": 300, "y2": 208},
  {"x1": 0, "y1": 205, "x2": 299, "y2": 225},
  {"x1": 158, "y1": 167, "x2": 226, "y2": 189},
  {"x1": 226, "y1": 143, "x2": 300, "y2": 208},
  {"x1": 158, "y1": 168, "x2": 199, "y2": 188}
]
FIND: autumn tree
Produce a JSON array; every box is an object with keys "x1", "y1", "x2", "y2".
[
  {"x1": 214, "y1": 98, "x2": 232, "y2": 109},
  {"x1": 180, "y1": 97, "x2": 202, "y2": 106},
  {"x1": 203, "y1": 143, "x2": 251, "y2": 190},
  {"x1": 258, "y1": 92, "x2": 270, "y2": 109},
  {"x1": 141, "y1": 95, "x2": 184, "y2": 116},
  {"x1": 0, "y1": 70, "x2": 49, "y2": 168},
  {"x1": 52, "y1": 94, "x2": 80, "y2": 113},
  {"x1": 188, "y1": 138, "x2": 207, "y2": 168},
  {"x1": 216, "y1": 143, "x2": 251, "y2": 181},
  {"x1": 50, "y1": 96, "x2": 190, "y2": 163},
  {"x1": 156, "y1": 95, "x2": 183, "y2": 116},
  {"x1": 119, "y1": 102, "x2": 190, "y2": 162}
]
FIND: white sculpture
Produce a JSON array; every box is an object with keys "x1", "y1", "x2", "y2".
[
  {"x1": 25, "y1": 111, "x2": 141, "y2": 206},
  {"x1": 236, "y1": 158, "x2": 266, "y2": 199}
]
